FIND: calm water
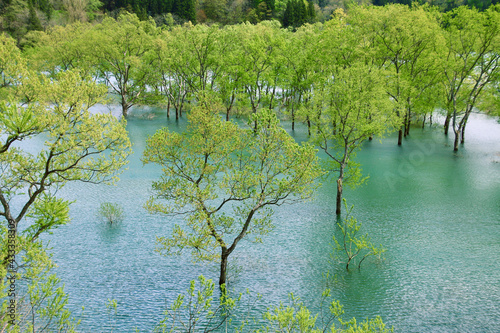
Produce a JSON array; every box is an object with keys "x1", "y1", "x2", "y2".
[{"x1": 41, "y1": 106, "x2": 500, "y2": 332}]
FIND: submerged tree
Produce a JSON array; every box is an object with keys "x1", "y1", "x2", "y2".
[
  {"x1": 349, "y1": 4, "x2": 443, "y2": 145},
  {"x1": 332, "y1": 201, "x2": 386, "y2": 271},
  {"x1": 143, "y1": 95, "x2": 322, "y2": 286},
  {"x1": 0, "y1": 50, "x2": 131, "y2": 328},
  {"x1": 439, "y1": 5, "x2": 500, "y2": 151},
  {"x1": 309, "y1": 63, "x2": 395, "y2": 216},
  {"x1": 87, "y1": 13, "x2": 158, "y2": 118}
]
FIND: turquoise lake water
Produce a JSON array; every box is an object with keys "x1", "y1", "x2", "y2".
[{"x1": 40, "y1": 106, "x2": 500, "y2": 332}]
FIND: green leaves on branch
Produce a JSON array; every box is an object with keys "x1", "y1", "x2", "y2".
[
  {"x1": 97, "y1": 202, "x2": 125, "y2": 225},
  {"x1": 155, "y1": 275, "x2": 239, "y2": 333},
  {"x1": 155, "y1": 277, "x2": 392, "y2": 333},
  {"x1": 0, "y1": 61, "x2": 131, "y2": 330},
  {"x1": 144, "y1": 95, "x2": 323, "y2": 284},
  {"x1": 258, "y1": 290, "x2": 392, "y2": 333},
  {"x1": 332, "y1": 200, "x2": 386, "y2": 271}
]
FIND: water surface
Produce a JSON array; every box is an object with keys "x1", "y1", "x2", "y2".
[{"x1": 43, "y1": 107, "x2": 500, "y2": 332}]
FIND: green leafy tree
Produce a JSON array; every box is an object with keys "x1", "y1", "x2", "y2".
[
  {"x1": 234, "y1": 21, "x2": 284, "y2": 127},
  {"x1": 87, "y1": 13, "x2": 158, "y2": 117},
  {"x1": 332, "y1": 201, "x2": 386, "y2": 270},
  {"x1": 155, "y1": 275, "x2": 238, "y2": 332},
  {"x1": 27, "y1": 1, "x2": 43, "y2": 32},
  {"x1": 25, "y1": 22, "x2": 94, "y2": 77},
  {"x1": 97, "y1": 202, "x2": 125, "y2": 225},
  {"x1": 280, "y1": 23, "x2": 322, "y2": 131},
  {"x1": 0, "y1": 65, "x2": 131, "y2": 328},
  {"x1": 309, "y1": 63, "x2": 395, "y2": 216},
  {"x1": 0, "y1": 35, "x2": 25, "y2": 97},
  {"x1": 258, "y1": 291, "x2": 393, "y2": 332},
  {"x1": 173, "y1": 0, "x2": 196, "y2": 22},
  {"x1": 0, "y1": 67, "x2": 131, "y2": 244},
  {"x1": 439, "y1": 5, "x2": 500, "y2": 151},
  {"x1": 348, "y1": 4, "x2": 444, "y2": 145},
  {"x1": 0, "y1": 235, "x2": 79, "y2": 331},
  {"x1": 143, "y1": 96, "x2": 323, "y2": 286}
]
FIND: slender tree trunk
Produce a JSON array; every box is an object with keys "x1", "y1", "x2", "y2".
[
  {"x1": 336, "y1": 162, "x2": 345, "y2": 216},
  {"x1": 219, "y1": 249, "x2": 229, "y2": 287},
  {"x1": 398, "y1": 128, "x2": 403, "y2": 146},
  {"x1": 336, "y1": 177, "x2": 343, "y2": 216},
  {"x1": 444, "y1": 113, "x2": 451, "y2": 135},
  {"x1": 405, "y1": 118, "x2": 411, "y2": 136},
  {"x1": 121, "y1": 96, "x2": 129, "y2": 118},
  {"x1": 167, "y1": 99, "x2": 170, "y2": 118},
  {"x1": 422, "y1": 114, "x2": 426, "y2": 128},
  {"x1": 460, "y1": 114, "x2": 469, "y2": 144},
  {"x1": 453, "y1": 128, "x2": 460, "y2": 152},
  {"x1": 403, "y1": 115, "x2": 408, "y2": 138}
]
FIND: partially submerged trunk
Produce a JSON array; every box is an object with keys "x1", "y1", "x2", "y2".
[
  {"x1": 453, "y1": 128, "x2": 460, "y2": 152},
  {"x1": 336, "y1": 160, "x2": 346, "y2": 216},
  {"x1": 444, "y1": 113, "x2": 451, "y2": 136},
  {"x1": 219, "y1": 249, "x2": 229, "y2": 287},
  {"x1": 336, "y1": 177, "x2": 343, "y2": 216}
]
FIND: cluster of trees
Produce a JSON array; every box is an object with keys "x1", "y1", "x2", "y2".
[
  {"x1": 0, "y1": 33, "x2": 132, "y2": 330},
  {"x1": 18, "y1": 4, "x2": 500, "y2": 214},
  {"x1": 1, "y1": 3, "x2": 500, "y2": 330},
  {"x1": 282, "y1": 0, "x2": 316, "y2": 28}
]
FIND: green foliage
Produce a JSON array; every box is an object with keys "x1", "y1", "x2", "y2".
[
  {"x1": 348, "y1": 4, "x2": 444, "y2": 142},
  {"x1": 144, "y1": 94, "x2": 323, "y2": 285},
  {"x1": 259, "y1": 290, "x2": 393, "y2": 332},
  {"x1": 438, "y1": 4, "x2": 500, "y2": 150},
  {"x1": 86, "y1": 13, "x2": 158, "y2": 117},
  {"x1": 281, "y1": 0, "x2": 315, "y2": 29},
  {"x1": 332, "y1": 201, "x2": 386, "y2": 270},
  {"x1": 97, "y1": 202, "x2": 125, "y2": 225},
  {"x1": 27, "y1": 2, "x2": 43, "y2": 32},
  {"x1": 0, "y1": 55, "x2": 131, "y2": 331},
  {"x1": 308, "y1": 60, "x2": 396, "y2": 214},
  {"x1": 153, "y1": 277, "x2": 391, "y2": 332},
  {"x1": 0, "y1": 234, "x2": 79, "y2": 331},
  {"x1": 25, "y1": 194, "x2": 72, "y2": 240},
  {"x1": 155, "y1": 275, "x2": 239, "y2": 332}
]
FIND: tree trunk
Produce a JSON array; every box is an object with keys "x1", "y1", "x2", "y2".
[
  {"x1": 219, "y1": 249, "x2": 229, "y2": 287},
  {"x1": 444, "y1": 113, "x2": 451, "y2": 135},
  {"x1": 453, "y1": 128, "x2": 460, "y2": 152},
  {"x1": 121, "y1": 97, "x2": 129, "y2": 118},
  {"x1": 167, "y1": 100, "x2": 170, "y2": 118},
  {"x1": 403, "y1": 115, "x2": 408, "y2": 138},
  {"x1": 336, "y1": 178, "x2": 343, "y2": 216},
  {"x1": 405, "y1": 118, "x2": 411, "y2": 136},
  {"x1": 398, "y1": 128, "x2": 403, "y2": 146}
]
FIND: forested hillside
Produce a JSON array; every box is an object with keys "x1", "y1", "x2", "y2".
[{"x1": 1, "y1": 0, "x2": 498, "y2": 43}]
